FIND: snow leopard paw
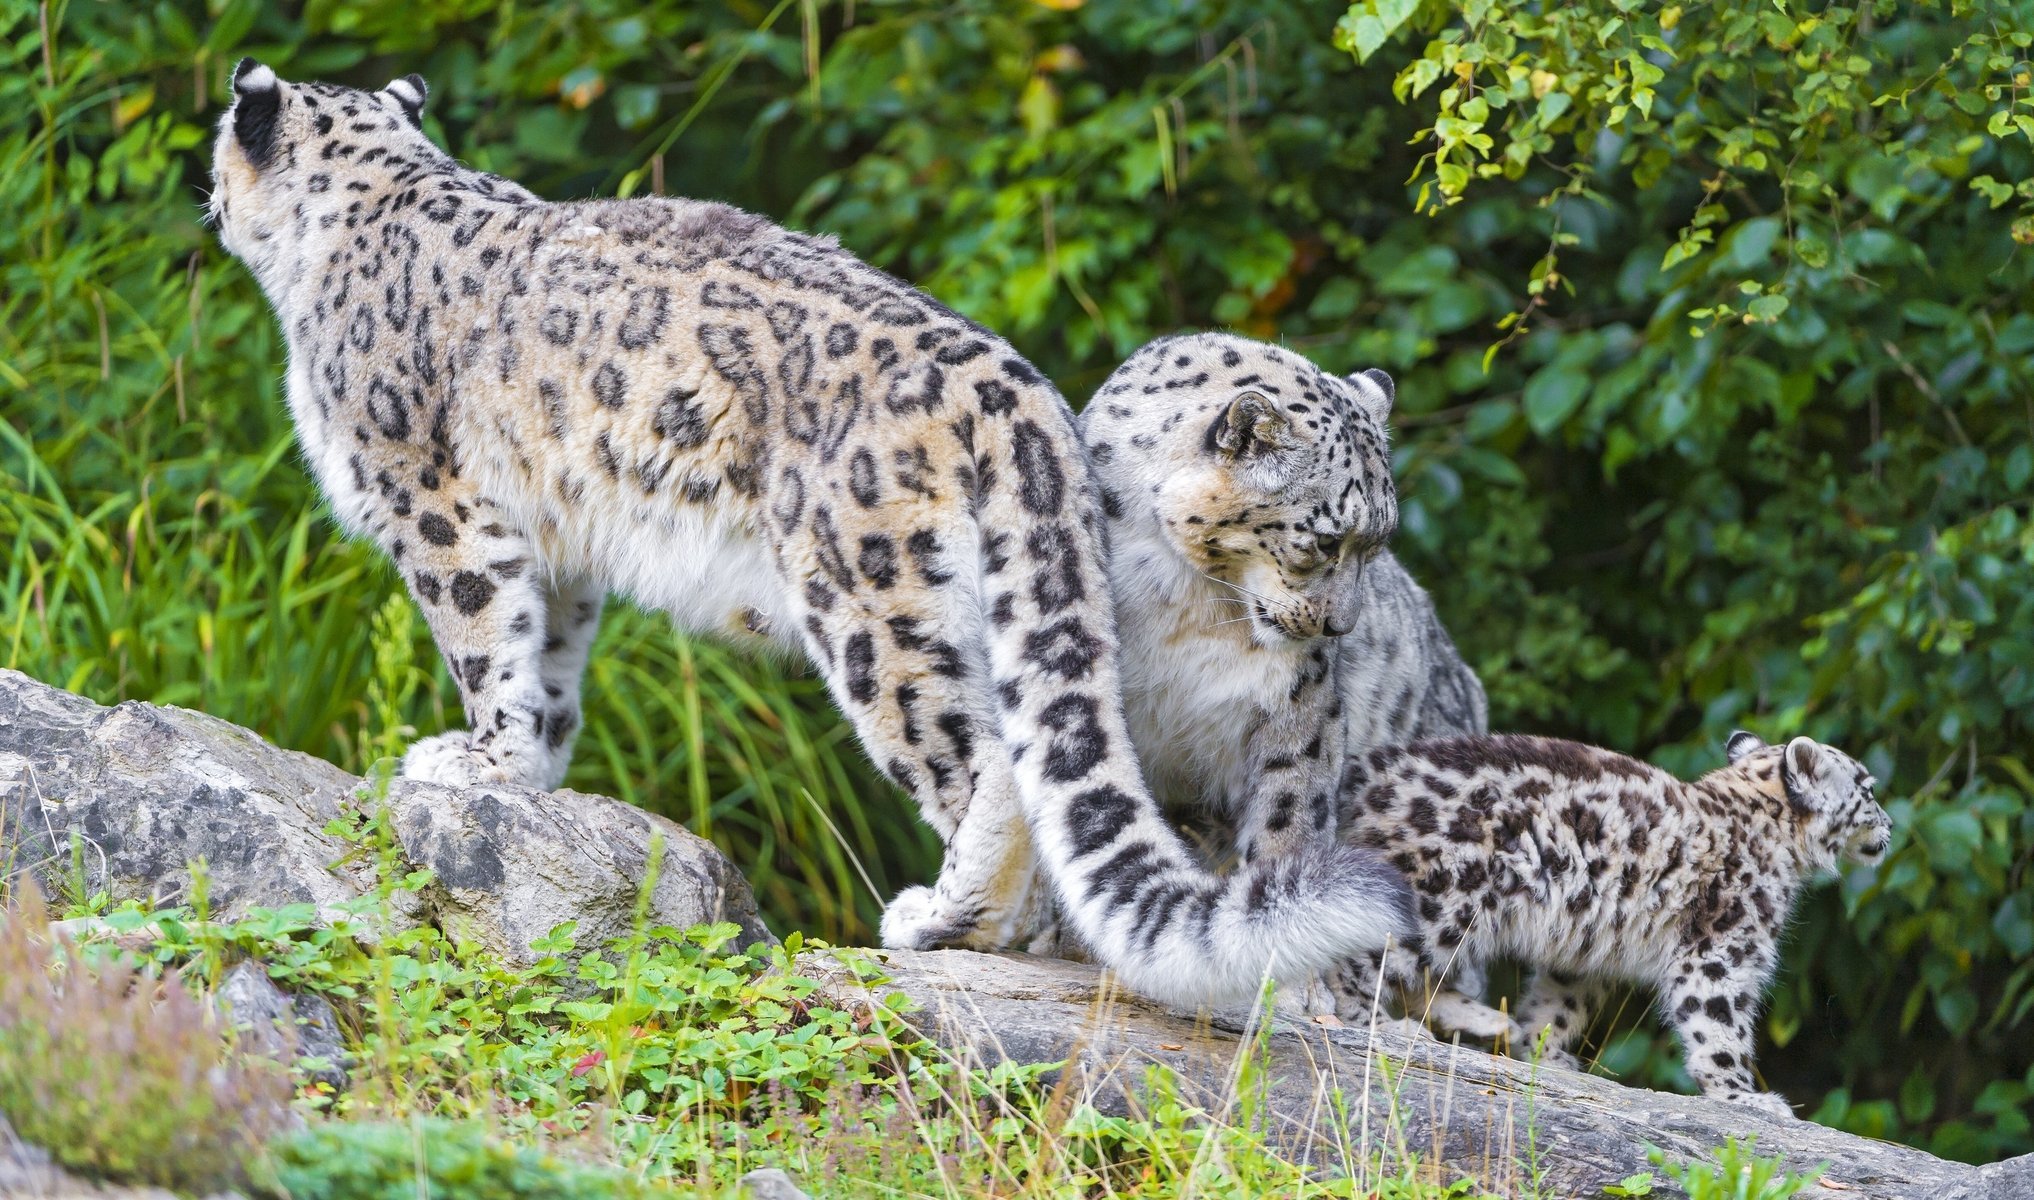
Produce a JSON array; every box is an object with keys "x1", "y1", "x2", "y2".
[
  {"x1": 1427, "y1": 990, "x2": 1523, "y2": 1045},
  {"x1": 1272, "y1": 974, "x2": 1339, "y2": 1021},
  {"x1": 1722, "y1": 1090, "x2": 1797, "y2": 1120},
  {"x1": 878, "y1": 885, "x2": 984, "y2": 951},
  {"x1": 1522, "y1": 1037, "x2": 1580, "y2": 1071},
  {"x1": 401, "y1": 732, "x2": 515, "y2": 788},
  {"x1": 1364, "y1": 1016, "x2": 1439, "y2": 1049}
]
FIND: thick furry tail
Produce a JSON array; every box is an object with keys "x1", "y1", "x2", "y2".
[{"x1": 966, "y1": 365, "x2": 1414, "y2": 1006}]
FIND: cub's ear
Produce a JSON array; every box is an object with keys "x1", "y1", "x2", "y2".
[
  {"x1": 1204, "y1": 390, "x2": 1292, "y2": 461},
  {"x1": 231, "y1": 58, "x2": 283, "y2": 170},
  {"x1": 1781, "y1": 736, "x2": 1826, "y2": 799},
  {"x1": 385, "y1": 74, "x2": 429, "y2": 127},
  {"x1": 1349, "y1": 368, "x2": 1394, "y2": 423},
  {"x1": 1725, "y1": 729, "x2": 1767, "y2": 764}
]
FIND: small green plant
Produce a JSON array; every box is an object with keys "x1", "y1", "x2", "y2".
[
  {"x1": 0, "y1": 879, "x2": 295, "y2": 1193},
  {"x1": 270, "y1": 1118, "x2": 682, "y2": 1200},
  {"x1": 1651, "y1": 1138, "x2": 1822, "y2": 1200}
]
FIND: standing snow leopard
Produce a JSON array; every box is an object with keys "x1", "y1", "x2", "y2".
[
  {"x1": 1078, "y1": 332, "x2": 1487, "y2": 869},
  {"x1": 1336, "y1": 731, "x2": 1891, "y2": 1117},
  {"x1": 206, "y1": 62, "x2": 1414, "y2": 1006}
]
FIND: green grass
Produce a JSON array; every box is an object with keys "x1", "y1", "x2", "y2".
[{"x1": 21, "y1": 822, "x2": 1520, "y2": 1200}]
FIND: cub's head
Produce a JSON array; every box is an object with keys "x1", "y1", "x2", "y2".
[
  {"x1": 209, "y1": 59, "x2": 443, "y2": 282},
  {"x1": 1080, "y1": 332, "x2": 1396, "y2": 645},
  {"x1": 1726, "y1": 731, "x2": 1892, "y2": 868}
]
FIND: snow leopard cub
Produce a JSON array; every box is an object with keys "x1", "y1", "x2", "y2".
[
  {"x1": 207, "y1": 62, "x2": 1412, "y2": 1007},
  {"x1": 1336, "y1": 731, "x2": 1891, "y2": 1117},
  {"x1": 1078, "y1": 332, "x2": 1487, "y2": 868}
]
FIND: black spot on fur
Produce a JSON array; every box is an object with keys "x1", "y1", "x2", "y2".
[
  {"x1": 858, "y1": 534, "x2": 900, "y2": 589},
  {"x1": 449, "y1": 571, "x2": 496, "y2": 615},
  {"x1": 844, "y1": 631, "x2": 877, "y2": 703},
  {"x1": 418, "y1": 512, "x2": 457, "y2": 546},
  {"x1": 617, "y1": 286, "x2": 671, "y2": 350},
  {"x1": 1011, "y1": 420, "x2": 1065, "y2": 516},
  {"x1": 592, "y1": 361, "x2": 628, "y2": 409},
  {"x1": 1066, "y1": 785, "x2": 1137, "y2": 858},
  {"x1": 1039, "y1": 693, "x2": 1107, "y2": 782},
  {"x1": 1023, "y1": 617, "x2": 1102, "y2": 680},
  {"x1": 1025, "y1": 524, "x2": 1084, "y2": 614}
]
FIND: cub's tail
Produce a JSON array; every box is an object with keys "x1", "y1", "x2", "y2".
[{"x1": 968, "y1": 365, "x2": 1413, "y2": 1006}]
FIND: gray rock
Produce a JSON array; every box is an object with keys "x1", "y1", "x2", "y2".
[
  {"x1": 0, "y1": 668, "x2": 770, "y2": 966},
  {"x1": 804, "y1": 948, "x2": 2018, "y2": 1200},
  {"x1": 738, "y1": 1167, "x2": 814, "y2": 1199},
  {"x1": 214, "y1": 961, "x2": 351, "y2": 1095},
  {"x1": 387, "y1": 776, "x2": 772, "y2": 968}
]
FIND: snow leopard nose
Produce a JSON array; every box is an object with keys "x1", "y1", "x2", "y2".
[{"x1": 1321, "y1": 612, "x2": 1352, "y2": 637}]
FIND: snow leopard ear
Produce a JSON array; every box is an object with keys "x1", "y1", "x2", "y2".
[
  {"x1": 1786, "y1": 736, "x2": 1823, "y2": 780},
  {"x1": 231, "y1": 58, "x2": 283, "y2": 170},
  {"x1": 384, "y1": 74, "x2": 428, "y2": 128},
  {"x1": 1205, "y1": 390, "x2": 1292, "y2": 461},
  {"x1": 1780, "y1": 736, "x2": 1830, "y2": 811},
  {"x1": 1725, "y1": 730, "x2": 1767, "y2": 765},
  {"x1": 1348, "y1": 368, "x2": 1394, "y2": 423}
]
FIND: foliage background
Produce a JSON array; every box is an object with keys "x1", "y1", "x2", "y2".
[{"x1": 3, "y1": 0, "x2": 2030, "y2": 1165}]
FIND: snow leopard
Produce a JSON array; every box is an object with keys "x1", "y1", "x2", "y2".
[
  {"x1": 1334, "y1": 730, "x2": 1891, "y2": 1117},
  {"x1": 1078, "y1": 332, "x2": 1487, "y2": 869},
  {"x1": 206, "y1": 61, "x2": 1413, "y2": 1006}
]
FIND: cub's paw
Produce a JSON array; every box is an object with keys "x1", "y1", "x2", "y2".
[
  {"x1": 1428, "y1": 991, "x2": 1522, "y2": 1045},
  {"x1": 401, "y1": 732, "x2": 513, "y2": 787},
  {"x1": 1519, "y1": 1034, "x2": 1579, "y2": 1071},
  {"x1": 1272, "y1": 974, "x2": 1338, "y2": 1021},
  {"x1": 1722, "y1": 1090, "x2": 1797, "y2": 1120},
  {"x1": 878, "y1": 886, "x2": 983, "y2": 951},
  {"x1": 1363, "y1": 1016, "x2": 1439, "y2": 1050}
]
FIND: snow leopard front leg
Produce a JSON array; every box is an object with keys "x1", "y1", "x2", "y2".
[
  {"x1": 1233, "y1": 641, "x2": 1348, "y2": 864},
  {"x1": 1658, "y1": 940, "x2": 1795, "y2": 1118},
  {"x1": 394, "y1": 491, "x2": 559, "y2": 788},
  {"x1": 528, "y1": 575, "x2": 606, "y2": 790}
]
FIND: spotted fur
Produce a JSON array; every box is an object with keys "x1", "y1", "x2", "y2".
[
  {"x1": 1079, "y1": 333, "x2": 1486, "y2": 868},
  {"x1": 1334, "y1": 730, "x2": 1891, "y2": 1117},
  {"x1": 208, "y1": 62, "x2": 1407, "y2": 1006}
]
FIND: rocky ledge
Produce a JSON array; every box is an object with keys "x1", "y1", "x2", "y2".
[
  {"x1": 3, "y1": 669, "x2": 2029, "y2": 1198},
  {"x1": 0, "y1": 668, "x2": 769, "y2": 966}
]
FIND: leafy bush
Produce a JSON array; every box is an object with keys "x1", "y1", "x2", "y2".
[
  {"x1": 271, "y1": 1118, "x2": 680, "y2": 1200},
  {"x1": 0, "y1": 881, "x2": 294, "y2": 1192},
  {"x1": 1651, "y1": 1137, "x2": 1821, "y2": 1200}
]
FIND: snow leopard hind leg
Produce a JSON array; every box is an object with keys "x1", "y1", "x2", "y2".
[{"x1": 768, "y1": 487, "x2": 1041, "y2": 954}]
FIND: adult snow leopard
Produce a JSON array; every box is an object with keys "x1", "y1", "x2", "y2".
[
  {"x1": 206, "y1": 62, "x2": 1412, "y2": 1005},
  {"x1": 1336, "y1": 731, "x2": 1891, "y2": 1117},
  {"x1": 1078, "y1": 333, "x2": 1487, "y2": 867}
]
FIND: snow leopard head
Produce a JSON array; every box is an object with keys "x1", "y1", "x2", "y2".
[
  {"x1": 1727, "y1": 730, "x2": 1893, "y2": 868},
  {"x1": 1081, "y1": 332, "x2": 1396, "y2": 645},
  {"x1": 209, "y1": 59, "x2": 447, "y2": 288}
]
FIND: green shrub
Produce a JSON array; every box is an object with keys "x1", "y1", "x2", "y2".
[
  {"x1": 270, "y1": 1119, "x2": 680, "y2": 1200},
  {"x1": 1650, "y1": 1137, "x2": 1821, "y2": 1200},
  {"x1": 0, "y1": 881, "x2": 294, "y2": 1192}
]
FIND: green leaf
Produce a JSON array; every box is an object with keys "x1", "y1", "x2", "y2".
[
  {"x1": 1747, "y1": 294, "x2": 1789, "y2": 323},
  {"x1": 1523, "y1": 366, "x2": 1589, "y2": 434}
]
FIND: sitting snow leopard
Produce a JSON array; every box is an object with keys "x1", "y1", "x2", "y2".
[
  {"x1": 1077, "y1": 332, "x2": 1487, "y2": 870},
  {"x1": 206, "y1": 61, "x2": 1414, "y2": 1006},
  {"x1": 1335, "y1": 730, "x2": 1892, "y2": 1117}
]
